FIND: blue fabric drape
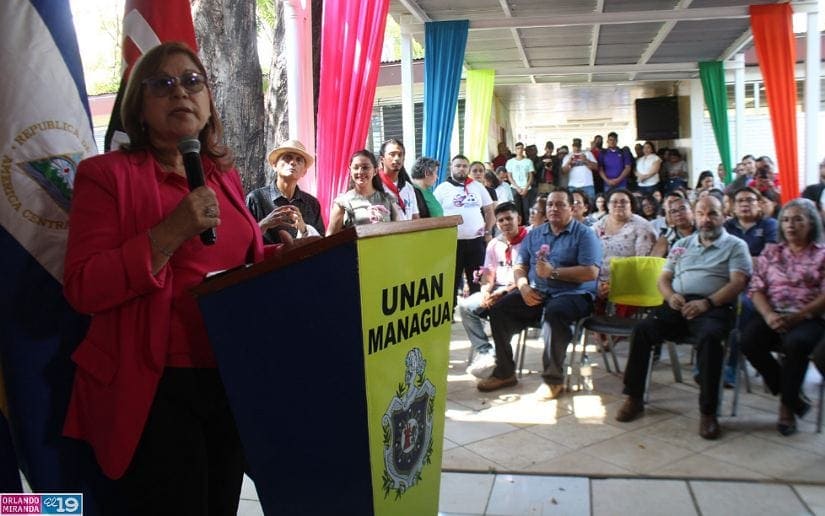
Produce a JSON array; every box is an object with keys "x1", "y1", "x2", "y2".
[{"x1": 423, "y1": 20, "x2": 469, "y2": 183}]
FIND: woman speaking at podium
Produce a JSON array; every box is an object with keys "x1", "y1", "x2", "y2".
[{"x1": 62, "y1": 42, "x2": 270, "y2": 515}]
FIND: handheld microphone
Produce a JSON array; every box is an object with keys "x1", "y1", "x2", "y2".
[{"x1": 178, "y1": 137, "x2": 217, "y2": 245}]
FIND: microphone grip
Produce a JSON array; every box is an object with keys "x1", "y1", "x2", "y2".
[{"x1": 181, "y1": 149, "x2": 217, "y2": 246}]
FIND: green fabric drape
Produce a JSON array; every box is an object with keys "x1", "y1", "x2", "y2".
[
  {"x1": 463, "y1": 69, "x2": 495, "y2": 163},
  {"x1": 699, "y1": 61, "x2": 733, "y2": 183}
]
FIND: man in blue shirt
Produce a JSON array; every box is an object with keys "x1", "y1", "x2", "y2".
[{"x1": 477, "y1": 189, "x2": 603, "y2": 398}]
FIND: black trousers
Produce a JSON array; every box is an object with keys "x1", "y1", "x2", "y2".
[
  {"x1": 454, "y1": 237, "x2": 486, "y2": 311},
  {"x1": 114, "y1": 368, "x2": 245, "y2": 516},
  {"x1": 740, "y1": 316, "x2": 825, "y2": 411},
  {"x1": 489, "y1": 290, "x2": 593, "y2": 383},
  {"x1": 623, "y1": 301, "x2": 734, "y2": 415}
]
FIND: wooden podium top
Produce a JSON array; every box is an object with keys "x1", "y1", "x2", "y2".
[{"x1": 192, "y1": 215, "x2": 461, "y2": 297}]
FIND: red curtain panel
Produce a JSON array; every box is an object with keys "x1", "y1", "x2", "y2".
[
  {"x1": 750, "y1": 3, "x2": 800, "y2": 201},
  {"x1": 315, "y1": 0, "x2": 391, "y2": 223}
]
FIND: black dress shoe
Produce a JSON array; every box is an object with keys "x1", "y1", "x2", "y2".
[
  {"x1": 699, "y1": 414, "x2": 720, "y2": 440},
  {"x1": 777, "y1": 420, "x2": 798, "y2": 436},
  {"x1": 778, "y1": 404, "x2": 798, "y2": 436}
]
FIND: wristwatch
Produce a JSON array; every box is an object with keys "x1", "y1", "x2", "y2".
[{"x1": 550, "y1": 269, "x2": 560, "y2": 280}]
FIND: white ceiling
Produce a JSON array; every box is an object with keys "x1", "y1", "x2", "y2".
[{"x1": 387, "y1": 0, "x2": 813, "y2": 143}]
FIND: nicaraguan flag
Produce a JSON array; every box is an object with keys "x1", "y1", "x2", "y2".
[
  {"x1": 0, "y1": 0, "x2": 97, "y2": 281},
  {"x1": 0, "y1": 0, "x2": 101, "y2": 504}
]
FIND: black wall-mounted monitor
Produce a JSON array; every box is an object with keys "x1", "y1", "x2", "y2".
[{"x1": 635, "y1": 96, "x2": 679, "y2": 140}]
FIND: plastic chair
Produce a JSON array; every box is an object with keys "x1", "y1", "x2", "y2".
[{"x1": 571, "y1": 256, "x2": 666, "y2": 377}]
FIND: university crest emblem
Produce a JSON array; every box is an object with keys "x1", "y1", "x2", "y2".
[{"x1": 381, "y1": 348, "x2": 435, "y2": 499}]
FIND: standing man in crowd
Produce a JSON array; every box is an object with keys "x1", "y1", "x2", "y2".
[
  {"x1": 506, "y1": 142, "x2": 535, "y2": 222},
  {"x1": 598, "y1": 132, "x2": 632, "y2": 191},
  {"x1": 492, "y1": 142, "x2": 512, "y2": 170},
  {"x1": 476, "y1": 189, "x2": 602, "y2": 398},
  {"x1": 460, "y1": 202, "x2": 526, "y2": 378},
  {"x1": 561, "y1": 138, "x2": 598, "y2": 200},
  {"x1": 379, "y1": 138, "x2": 419, "y2": 220},
  {"x1": 615, "y1": 196, "x2": 751, "y2": 440},
  {"x1": 435, "y1": 154, "x2": 495, "y2": 315}
]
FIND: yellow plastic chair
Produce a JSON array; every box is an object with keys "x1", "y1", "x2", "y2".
[{"x1": 567, "y1": 257, "x2": 665, "y2": 390}]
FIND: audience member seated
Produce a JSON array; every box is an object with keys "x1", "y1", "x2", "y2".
[
  {"x1": 460, "y1": 202, "x2": 525, "y2": 379},
  {"x1": 760, "y1": 189, "x2": 781, "y2": 219},
  {"x1": 640, "y1": 194, "x2": 667, "y2": 235},
  {"x1": 721, "y1": 186, "x2": 779, "y2": 386},
  {"x1": 587, "y1": 193, "x2": 608, "y2": 225},
  {"x1": 650, "y1": 193, "x2": 695, "y2": 257},
  {"x1": 326, "y1": 149, "x2": 400, "y2": 234},
  {"x1": 801, "y1": 156, "x2": 825, "y2": 216},
  {"x1": 592, "y1": 188, "x2": 656, "y2": 303},
  {"x1": 410, "y1": 157, "x2": 443, "y2": 218},
  {"x1": 246, "y1": 139, "x2": 324, "y2": 244},
  {"x1": 486, "y1": 169, "x2": 513, "y2": 205},
  {"x1": 476, "y1": 189, "x2": 602, "y2": 399},
  {"x1": 740, "y1": 198, "x2": 825, "y2": 436},
  {"x1": 663, "y1": 149, "x2": 689, "y2": 193},
  {"x1": 527, "y1": 196, "x2": 548, "y2": 231},
  {"x1": 571, "y1": 190, "x2": 592, "y2": 226},
  {"x1": 615, "y1": 196, "x2": 752, "y2": 440}
]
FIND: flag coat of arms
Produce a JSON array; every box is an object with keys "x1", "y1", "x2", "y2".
[{"x1": 0, "y1": 0, "x2": 97, "y2": 281}]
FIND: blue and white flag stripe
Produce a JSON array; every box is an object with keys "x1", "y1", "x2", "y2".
[{"x1": 0, "y1": 0, "x2": 97, "y2": 282}]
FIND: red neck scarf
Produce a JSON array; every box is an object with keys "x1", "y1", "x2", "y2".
[
  {"x1": 504, "y1": 227, "x2": 528, "y2": 265},
  {"x1": 379, "y1": 171, "x2": 405, "y2": 213}
]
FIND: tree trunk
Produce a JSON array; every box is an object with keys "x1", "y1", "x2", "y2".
[
  {"x1": 192, "y1": 0, "x2": 266, "y2": 192},
  {"x1": 264, "y1": 0, "x2": 289, "y2": 155}
]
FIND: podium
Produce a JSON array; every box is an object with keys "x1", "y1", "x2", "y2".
[{"x1": 193, "y1": 217, "x2": 460, "y2": 515}]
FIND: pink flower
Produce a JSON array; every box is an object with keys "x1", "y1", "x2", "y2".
[
  {"x1": 536, "y1": 244, "x2": 551, "y2": 260},
  {"x1": 368, "y1": 204, "x2": 390, "y2": 223},
  {"x1": 668, "y1": 246, "x2": 687, "y2": 261}
]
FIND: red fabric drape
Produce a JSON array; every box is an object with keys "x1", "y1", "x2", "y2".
[
  {"x1": 315, "y1": 0, "x2": 391, "y2": 224},
  {"x1": 750, "y1": 3, "x2": 800, "y2": 202}
]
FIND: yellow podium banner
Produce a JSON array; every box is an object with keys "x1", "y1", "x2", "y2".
[{"x1": 358, "y1": 226, "x2": 455, "y2": 516}]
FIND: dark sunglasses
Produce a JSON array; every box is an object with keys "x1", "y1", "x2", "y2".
[{"x1": 142, "y1": 72, "x2": 207, "y2": 97}]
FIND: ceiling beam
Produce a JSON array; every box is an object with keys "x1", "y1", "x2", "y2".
[
  {"x1": 496, "y1": 62, "x2": 698, "y2": 77},
  {"x1": 398, "y1": 0, "x2": 430, "y2": 23},
  {"x1": 588, "y1": 0, "x2": 605, "y2": 83},
  {"x1": 629, "y1": 0, "x2": 693, "y2": 81},
  {"x1": 719, "y1": 29, "x2": 754, "y2": 61},
  {"x1": 498, "y1": 0, "x2": 535, "y2": 84}
]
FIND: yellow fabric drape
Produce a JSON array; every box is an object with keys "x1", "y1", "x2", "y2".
[{"x1": 462, "y1": 69, "x2": 495, "y2": 163}]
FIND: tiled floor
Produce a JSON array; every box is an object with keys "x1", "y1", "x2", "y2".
[{"x1": 238, "y1": 321, "x2": 825, "y2": 515}]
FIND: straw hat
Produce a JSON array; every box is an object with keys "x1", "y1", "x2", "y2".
[{"x1": 267, "y1": 139, "x2": 315, "y2": 168}]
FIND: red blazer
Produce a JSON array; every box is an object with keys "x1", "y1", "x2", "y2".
[{"x1": 62, "y1": 150, "x2": 265, "y2": 479}]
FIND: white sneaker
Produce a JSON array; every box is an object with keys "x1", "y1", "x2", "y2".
[{"x1": 466, "y1": 352, "x2": 496, "y2": 379}]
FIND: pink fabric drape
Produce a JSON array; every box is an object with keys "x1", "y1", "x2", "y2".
[
  {"x1": 315, "y1": 0, "x2": 391, "y2": 224},
  {"x1": 750, "y1": 3, "x2": 800, "y2": 202}
]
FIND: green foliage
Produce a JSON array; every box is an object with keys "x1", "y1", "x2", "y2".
[
  {"x1": 256, "y1": 0, "x2": 276, "y2": 33},
  {"x1": 383, "y1": 15, "x2": 425, "y2": 61}
]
